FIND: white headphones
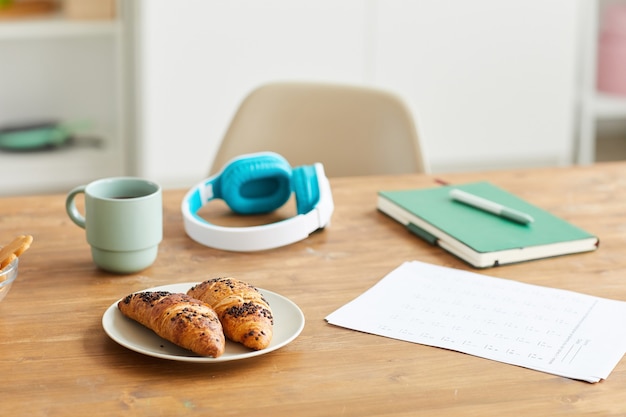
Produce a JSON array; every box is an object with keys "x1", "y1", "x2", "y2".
[{"x1": 181, "y1": 152, "x2": 334, "y2": 251}]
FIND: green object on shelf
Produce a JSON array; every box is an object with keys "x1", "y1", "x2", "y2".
[{"x1": 0, "y1": 121, "x2": 77, "y2": 151}]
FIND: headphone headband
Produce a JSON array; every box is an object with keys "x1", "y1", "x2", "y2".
[{"x1": 181, "y1": 153, "x2": 334, "y2": 251}]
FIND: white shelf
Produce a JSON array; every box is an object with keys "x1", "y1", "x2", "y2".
[
  {"x1": 0, "y1": 15, "x2": 119, "y2": 40},
  {"x1": 592, "y1": 92, "x2": 626, "y2": 119},
  {"x1": 0, "y1": 4, "x2": 128, "y2": 196},
  {"x1": 575, "y1": 0, "x2": 626, "y2": 164},
  {"x1": 0, "y1": 139, "x2": 123, "y2": 196}
]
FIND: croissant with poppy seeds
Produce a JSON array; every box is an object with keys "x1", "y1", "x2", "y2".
[
  {"x1": 187, "y1": 278, "x2": 273, "y2": 350},
  {"x1": 118, "y1": 291, "x2": 225, "y2": 357}
]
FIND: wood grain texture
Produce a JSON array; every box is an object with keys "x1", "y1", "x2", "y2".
[{"x1": 1, "y1": 162, "x2": 625, "y2": 416}]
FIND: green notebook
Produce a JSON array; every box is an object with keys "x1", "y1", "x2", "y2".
[{"x1": 377, "y1": 181, "x2": 599, "y2": 268}]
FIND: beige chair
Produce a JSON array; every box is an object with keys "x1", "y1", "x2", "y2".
[{"x1": 210, "y1": 82, "x2": 428, "y2": 177}]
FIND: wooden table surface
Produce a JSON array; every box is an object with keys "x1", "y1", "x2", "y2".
[{"x1": 1, "y1": 162, "x2": 626, "y2": 416}]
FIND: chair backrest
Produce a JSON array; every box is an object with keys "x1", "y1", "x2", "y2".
[{"x1": 210, "y1": 82, "x2": 428, "y2": 177}]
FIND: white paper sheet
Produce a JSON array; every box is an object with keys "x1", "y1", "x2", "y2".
[{"x1": 325, "y1": 261, "x2": 626, "y2": 382}]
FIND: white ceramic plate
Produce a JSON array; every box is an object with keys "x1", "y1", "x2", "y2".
[{"x1": 102, "y1": 282, "x2": 305, "y2": 362}]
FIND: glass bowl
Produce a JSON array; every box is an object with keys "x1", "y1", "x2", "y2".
[{"x1": 0, "y1": 258, "x2": 18, "y2": 303}]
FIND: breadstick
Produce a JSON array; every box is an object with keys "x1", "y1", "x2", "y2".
[{"x1": 0, "y1": 235, "x2": 33, "y2": 277}]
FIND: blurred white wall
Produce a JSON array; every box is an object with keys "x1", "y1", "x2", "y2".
[{"x1": 130, "y1": 0, "x2": 582, "y2": 187}]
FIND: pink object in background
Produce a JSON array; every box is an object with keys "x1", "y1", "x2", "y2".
[{"x1": 597, "y1": 4, "x2": 626, "y2": 96}]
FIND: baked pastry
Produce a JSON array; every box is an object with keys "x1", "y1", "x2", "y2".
[
  {"x1": 118, "y1": 291, "x2": 225, "y2": 358},
  {"x1": 0, "y1": 234, "x2": 33, "y2": 270},
  {"x1": 188, "y1": 278, "x2": 273, "y2": 350}
]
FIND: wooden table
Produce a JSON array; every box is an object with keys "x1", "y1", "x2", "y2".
[{"x1": 2, "y1": 162, "x2": 626, "y2": 416}]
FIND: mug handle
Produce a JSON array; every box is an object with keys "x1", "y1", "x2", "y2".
[{"x1": 66, "y1": 185, "x2": 87, "y2": 229}]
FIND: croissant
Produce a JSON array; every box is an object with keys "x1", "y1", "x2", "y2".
[
  {"x1": 187, "y1": 278, "x2": 274, "y2": 350},
  {"x1": 118, "y1": 291, "x2": 225, "y2": 358}
]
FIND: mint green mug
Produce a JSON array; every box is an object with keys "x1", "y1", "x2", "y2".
[{"x1": 65, "y1": 177, "x2": 163, "y2": 274}]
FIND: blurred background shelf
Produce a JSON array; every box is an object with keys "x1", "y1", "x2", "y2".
[
  {"x1": 0, "y1": 135, "x2": 118, "y2": 195},
  {"x1": 593, "y1": 93, "x2": 626, "y2": 119},
  {"x1": 0, "y1": 0, "x2": 127, "y2": 196},
  {"x1": 2, "y1": 1, "x2": 624, "y2": 195},
  {"x1": 0, "y1": 16, "x2": 119, "y2": 39},
  {"x1": 577, "y1": 0, "x2": 626, "y2": 164}
]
